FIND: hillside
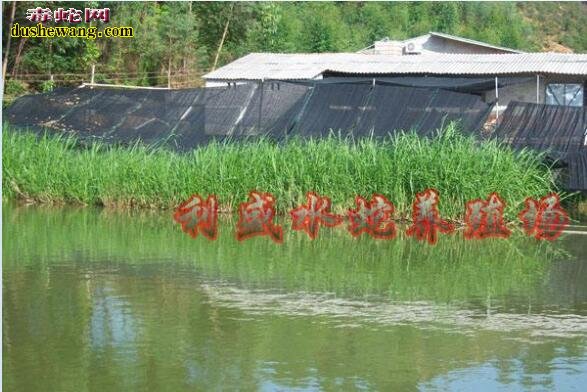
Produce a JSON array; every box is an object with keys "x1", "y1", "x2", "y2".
[
  {"x1": 2, "y1": 1, "x2": 586, "y2": 94},
  {"x1": 517, "y1": 2, "x2": 587, "y2": 53}
]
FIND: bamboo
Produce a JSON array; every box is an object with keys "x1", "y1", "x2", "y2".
[{"x1": 211, "y1": 5, "x2": 234, "y2": 71}]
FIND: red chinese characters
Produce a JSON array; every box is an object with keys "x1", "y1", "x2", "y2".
[
  {"x1": 290, "y1": 192, "x2": 342, "y2": 239},
  {"x1": 85, "y1": 8, "x2": 110, "y2": 23},
  {"x1": 347, "y1": 194, "x2": 396, "y2": 239},
  {"x1": 236, "y1": 191, "x2": 283, "y2": 243},
  {"x1": 406, "y1": 189, "x2": 454, "y2": 244},
  {"x1": 173, "y1": 194, "x2": 218, "y2": 240},
  {"x1": 519, "y1": 194, "x2": 569, "y2": 241},
  {"x1": 464, "y1": 193, "x2": 511, "y2": 239},
  {"x1": 53, "y1": 8, "x2": 83, "y2": 23},
  {"x1": 174, "y1": 190, "x2": 569, "y2": 244},
  {"x1": 26, "y1": 7, "x2": 53, "y2": 22}
]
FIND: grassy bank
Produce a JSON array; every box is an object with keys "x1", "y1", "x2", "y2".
[{"x1": 3, "y1": 124, "x2": 558, "y2": 219}]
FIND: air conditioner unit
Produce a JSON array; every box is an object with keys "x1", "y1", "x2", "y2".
[{"x1": 404, "y1": 41, "x2": 422, "y2": 55}]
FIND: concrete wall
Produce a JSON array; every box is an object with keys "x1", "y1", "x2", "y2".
[
  {"x1": 372, "y1": 40, "x2": 404, "y2": 55},
  {"x1": 406, "y1": 35, "x2": 514, "y2": 55},
  {"x1": 368, "y1": 35, "x2": 515, "y2": 55}
]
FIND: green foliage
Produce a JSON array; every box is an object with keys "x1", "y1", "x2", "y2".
[
  {"x1": 40, "y1": 79, "x2": 55, "y2": 92},
  {"x1": 298, "y1": 4, "x2": 343, "y2": 53},
  {"x1": 248, "y1": 3, "x2": 288, "y2": 52},
  {"x1": 4, "y1": 79, "x2": 27, "y2": 96},
  {"x1": 2, "y1": 79, "x2": 29, "y2": 108},
  {"x1": 431, "y1": 3, "x2": 460, "y2": 34},
  {"x1": 518, "y1": 1, "x2": 587, "y2": 52},
  {"x1": 2, "y1": 2, "x2": 584, "y2": 91},
  {"x1": 3, "y1": 123, "x2": 558, "y2": 220}
]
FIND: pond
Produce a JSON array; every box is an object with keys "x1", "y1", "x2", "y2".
[{"x1": 3, "y1": 204, "x2": 587, "y2": 391}]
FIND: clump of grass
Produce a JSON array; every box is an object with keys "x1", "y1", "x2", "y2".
[{"x1": 2, "y1": 123, "x2": 558, "y2": 220}]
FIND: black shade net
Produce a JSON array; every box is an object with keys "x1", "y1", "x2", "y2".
[
  {"x1": 567, "y1": 151, "x2": 587, "y2": 191},
  {"x1": 355, "y1": 84, "x2": 491, "y2": 137},
  {"x1": 494, "y1": 102, "x2": 586, "y2": 156},
  {"x1": 232, "y1": 81, "x2": 309, "y2": 140},
  {"x1": 321, "y1": 75, "x2": 533, "y2": 95},
  {"x1": 494, "y1": 102, "x2": 587, "y2": 190},
  {"x1": 7, "y1": 82, "x2": 587, "y2": 189},
  {"x1": 5, "y1": 80, "x2": 494, "y2": 150},
  {"x1": 293, "y1": 83, "x2": 373, "y2": 137}
]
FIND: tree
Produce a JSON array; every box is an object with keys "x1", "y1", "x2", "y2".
[
  {"x1": 300, "y1": 4, "x2": 342, "y2": 53},
  {"x1": 432, "y1": 2, "x2": 459, "y2": 34},
  {"x1": 157, "y1": 3, "x2": 197, "y2": 86},
  {"x1": 255, "y1": 3, "x2": 288, "y2": 52},
  {"x1": 2, "y1": 1, "x2": 17, "y2": 81}
]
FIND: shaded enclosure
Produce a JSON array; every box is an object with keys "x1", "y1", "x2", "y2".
[
  {"x1": 5, "y1": 80, "x2": 493, "y2": 150},
  {"x1": 6, "y1": 81, "x2": 586, "y2": 190},
  {"x1": 494, "y1": 102, "x2": 587, "y2": 190}
]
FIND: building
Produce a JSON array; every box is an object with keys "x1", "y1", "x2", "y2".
[
  {"x1": 203, "y1": 32, "x2": 587, "y2": 109},
  {"x1": 358, "y1": 32, "x2": 523, "y2": 55}
]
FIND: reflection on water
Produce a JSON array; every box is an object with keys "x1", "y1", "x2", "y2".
[
  {"x1": 3, "y1": 204, "x2": 587, "y2": 391},
  {"x1": 421, "y1": 359, "x2": 587, "y2": 391},
  {"x1": 201, "y1": 285, "x2": 587, "y2": 339},
  {"x1": 90, "y1": 285, "x2": 139, "y2": 351}
]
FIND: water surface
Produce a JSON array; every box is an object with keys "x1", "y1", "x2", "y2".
[{"x1": 3, "y1": 204, "x2": 587, "y2": 391}]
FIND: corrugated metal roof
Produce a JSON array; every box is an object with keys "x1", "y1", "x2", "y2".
[{"x1": 204, "y1": 52, "x2": 587, "y2": 80}]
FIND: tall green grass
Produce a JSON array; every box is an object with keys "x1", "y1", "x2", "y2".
[{"x1": 3, "y1": 123, "x2": 558, "y2": 219}]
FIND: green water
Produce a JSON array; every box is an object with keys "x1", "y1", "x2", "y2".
[{"x1": 3, "y1": 204, "x2": 587, "y2": 391}]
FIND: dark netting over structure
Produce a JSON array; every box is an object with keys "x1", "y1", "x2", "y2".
[
  {"x1": 494, "y1": 102, "x2": 587, "y2": 190},
  {"x1": 355, "y1": 84, "x2": 490, "y2": 137},
  {"x1": 321, "y1": 76, "x2": 534, "y2": 95},
  {"x1": 567, "y1": 151, "x2": 587, "y2": 191},
  {"x1": 5, "y1": 80, "x2": 493, "y2": 150},
  {"x1": 232, "y1": 81, "x2": 309, "y2": 139},
  {"x1": 293, "y1": 83, "x2": 374, "y2": 137}
]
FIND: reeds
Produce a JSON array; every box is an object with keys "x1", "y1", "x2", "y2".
[{"x1": 3, "y1": 123, "x2": 558, "y2": 219}]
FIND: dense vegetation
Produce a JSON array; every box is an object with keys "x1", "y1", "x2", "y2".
[
  {"x1": 3, "y1": 124, "x2": 556, "y2": 219},
  {"x1": 2, "y1": 1, "x2": 586, "y2": 96}
]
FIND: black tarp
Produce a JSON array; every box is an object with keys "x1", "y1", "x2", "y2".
[
  {"x1": 494, "y1": 101, "x2": 586, "y2": 157},
  {"x1": 567, "y1": 151, "x2": 587, "y2": 191},
  {"x1": 232, "y1": 81, "x2": 309, "y2": 139},
  {"x1": 495, "y1": 102, "x2": 587, "y2": 190},
  {"x1": 293, "y1": 83, "x2": 373, "y2": 137},
  {"x1": 320, "y1": 75, "x2": 534, "y2": 94},
  {"x1": 355, "y1": 84, "x2": 491, "y2": 137},
  {"x1": 5, "y1": 81, "x2": 493, "y2": 149}
]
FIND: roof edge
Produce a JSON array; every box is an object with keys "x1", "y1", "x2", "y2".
[{"x1": 427, "y1": 31, "x2": 524, "y2": 54}]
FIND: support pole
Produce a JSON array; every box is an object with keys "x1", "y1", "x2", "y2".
[
  {"x1": 167, "y1": 57, "x2": 172, "y2": 89},
  {"x1": 495, "y1": 76, "x2": 499, "y2": 123},
  {"x1": 90, "y1": 64, "x2": 95, "y2": 87},
  {"x1": 258, "y1": 79, "x2": 264, "y2": 131},
  {"x1": 536, "y1": 74, "x2": 540, "y2": 104}
]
